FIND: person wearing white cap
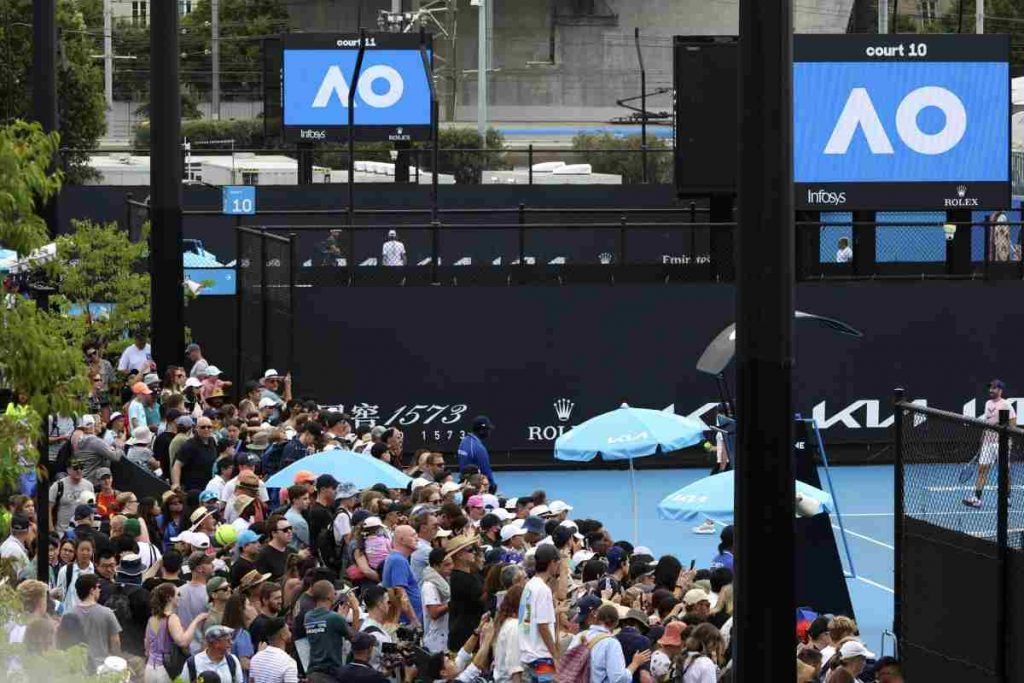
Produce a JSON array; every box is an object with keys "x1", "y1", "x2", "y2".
[
  {"x1": 259, "y1": 369, "x2": 291, "y2": 411},
  {"x1": 547, "y1": 500, "x2": 573, "y2": 521},
  {"x1": 200, "y1": 365, "x2": 232, "y2": 401},
  {"x1": 499, "y1": 524, "x2": 527, "y2": 564},
  {"x1": 381, "y1": 229, "x2": 407, "y2": 266},
  {"x1": 832, "y1": 640, "x2": 875, "y2": 682},
  {"x1": 126, "y1": 425, "x2": 161, "y2": 472}
]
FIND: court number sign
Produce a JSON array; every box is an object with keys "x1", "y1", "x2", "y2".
[{"x1": 223, "y1": 186, "x2": 256, "y2": 215}]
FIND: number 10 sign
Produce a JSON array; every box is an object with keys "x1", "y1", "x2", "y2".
[{"x1": 222, "y1": 186, "x2": 256, "y2": 215}]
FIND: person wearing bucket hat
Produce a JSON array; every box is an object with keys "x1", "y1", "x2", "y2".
[{"x1": 126, "y1": 424, "x2": 161, "y2": 472}]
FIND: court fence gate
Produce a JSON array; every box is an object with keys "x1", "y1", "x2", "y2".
[
  {"x1": 235, "y1": 227, "x2": 295, "y2": 391},
  {"x1": 893, "y1": 388, "x2": 1024, "y2": 682}
]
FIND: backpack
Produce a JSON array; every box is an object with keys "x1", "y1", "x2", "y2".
[
  {"x1": 105, "y1": 583, "x2": 147, "y2": 655},
  {"x1": 51, "y1": 478, "x2": 66, "y2": 531},
  {"x1": 556, "y1": 632, "x2": 612, "y2": 683},
  {"x1": 317, "y1": 523, "x2": 342, "y2": 570},
  {"x1": 186, "y1": 652, "x2": 239, "y2": 682}
]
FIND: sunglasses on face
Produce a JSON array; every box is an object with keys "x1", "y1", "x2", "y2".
[{"x1": 277, "y1": 526, "x2": 293, "y2": 534}]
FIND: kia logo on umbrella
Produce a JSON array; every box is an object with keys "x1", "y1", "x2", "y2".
[{"x1": 607, "y1": 431, "x2": 649, "y2": 444}]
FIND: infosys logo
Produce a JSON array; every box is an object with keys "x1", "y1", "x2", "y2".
[
  {"x1": 299, "y1": 129, "x2": 327, "y2": 140},
  {"x1": 806, "y1": 189, "x2": 847, "y2": 206}
]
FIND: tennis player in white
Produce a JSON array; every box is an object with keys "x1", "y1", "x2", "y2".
[{"x1": 963, "y1": 379, "x2": 1016, "y2": 509}]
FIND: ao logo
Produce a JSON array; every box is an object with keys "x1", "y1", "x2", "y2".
[
  {"x1": 312, "y1": 65, "x2": 404, "y2": 109},
  {"x1": 606, "y1": 431, "x2": 649, "y2": 444},
  {"x1": 824, "y1": 86, "x2": 966, "y2": 156}
]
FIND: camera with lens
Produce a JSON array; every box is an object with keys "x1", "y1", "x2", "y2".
[{"x1": 378, "y1": 626, "x2": 426, "y2": 671}]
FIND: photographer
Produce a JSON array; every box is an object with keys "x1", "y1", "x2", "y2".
[
  {"x1": 360, "y1": 585, "x2": 395, "y2": 670},
  {"x1": 338, "y1": 632, "x2": 390, "y2": 683},
  {"x1": 405, "y1": 614, "x2": 495, "y2": 683},
  {"x1": 304, "y1": 580, "x2": 361, "y2": 683}
]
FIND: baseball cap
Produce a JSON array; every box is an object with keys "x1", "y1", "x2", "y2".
[
  {"x1": 548, "y1": 500, "x2": 573, "y2": 515},
  {"x1": 294, "y1": 470, "x2": 316, "y2": 485},
  {"x1": 117, "y1": 553, "x2": 144, "y2": 577},
  {"x1": 316, "y1": 474, "x2": 340, "y2": 490},
  {"x1": 205, "y1": 366, "x2": 223, "y2": 377},
  {"x1": 263, "y1": 369, "x2": 281, "y2": 379},
  {"x1": 184, "y1": 377, "x2": 202, "y2": 389},
  {"x1": 79, "y1": 414, "x2": 96, "y2": 429},
  {"x1": 471, "y1": 415, "x2": 494, "y2": 431},
  {"x1": 107, "y1": 412, "x2": 122, "y2": 424},
  {"x1": 683, "y1": 588, "x2": 711, "y2": 606},
  {"x1": 143, "y1": 373, "x2": 161, "y2": 386},
  {"x1": 335, "y1": 482, "x2": 360, "y2": 499},
  {"x1": 629, "y1": 562, "x2": 656, "y2": 582},
  {"x1": 530, "y1": 504, "x2": 551, "y2": 518},
  {"x1": 467, "y1": 495, "x2": 485, "y2": 509},
  {"x1": 606, "y1": 546, "x2": 627, "y2": 571},
  {"x1": 362, "y1": 516, "x2": 383, "y2": 529},
  {"x1": 199, "y1": 490, "x2": 219, "y2": 504},
  {"x1": 258, "y1": 397, "x2": 278, "y2": 409},
  {"x1": 235, "y1": 451, "x2": 261, "y2": 468},
  {"x1": 352, "y1": 509, "x2": 371, "y2": 526},
  {"x1": 185, "y1": 343, "x2": 201, "y2": 354},
  {"x1": 73, "y1": 504, "x2": 94, "y2": 520},
  {"x1": 204, "y1": 625, "x2": 235, "y2": 642},
  {"x1": 176, "y1": 415, "x2": 195, "y2": 430},
  {"x1": 95, "y1": 467, "x2": 113, "y2": 480},
  {"x1": 575, "y1": 594, "x2": 602, "y2": 624},
  {"x1": 351, "y1": 631, "x2": 377, "y2": 652},
  {"x1": 524, "y1": 516, "x2": 546, "y2": 535},
  {"x1": 131, "y1": 381, "x2": 152, "y2": 395},
  {"x1": 839, "y1": 641, "x2": 876, "y2": 660},
  {"x1": 440, "y1": 481, "x2": 462, "y2": 496},
  {"x1": 500, "y1": 525, "x2": 528, "y2": 542},
  {"x1": 207, "y1": 576, "x2": 229, "y2": 597},
  {"x1": 10, "y1": 514, "x2": 30, "y2": 533},
  {"x1": 237, "y1": 529, "x2": 262, "y2": 548}
]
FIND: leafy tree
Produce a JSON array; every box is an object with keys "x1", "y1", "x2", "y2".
[
  {"x1": 0, "y1": 0, "x2": 106, "y2": 183},
  {"x1": 571, "y1": 133, "x2": 672, "y2": 184},
  {"x1": 110, "y1": 20, "x2": 150, "y2": 101},
  {"x1": 181, "y1": 0, "x2": 290, "y2": 100},
  {"x1": 45, "y1": 220, "x2": 151, "y2": 357},
  {"x1": 0, "y1": 121, "x2": 88, "y2": 494}
]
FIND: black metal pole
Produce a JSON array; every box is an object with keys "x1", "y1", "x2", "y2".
[
  {"x1": 149, "y1": 0, "x2": 185, "y2": 373},
  {"x1": 892, "y1": 387, "x2": 905, "y2": 644},
  {"x1": 234, "y1": 220, "x2": 243, "y2": 396},
  {"x1": 419, "y1": 29, "x2": 439, "y2": 222},
  {"x1": 347, "y1": 29, "x2": 368, "y2": 229},
  {"x1": 35, "y1": 411, "x2": 50, "y2": 583},
  {"x1": 528, "y1": 145, "x2": 534, "y2": 185},
  {"x1": 634, "y1": 27, "x2": 647, "y2": 184},
  {"x1": 518, "y1": 202, "x2": 526, "y2": 277},
  {"x1": 259, "y1": 231, "x2": 268, "y2": 372},
  {"x1": 288, "y1": 232, "x2": 297, "y2": 375},
  {"x1": 996, "y1": 408, "x2": 1010, "y2": 683},
  {"x1": 734, "y1": 1, "x2": 794, "y2": 682},
  {"x1": 32, "y1": 0, "x2": 58, "y2": 237}
]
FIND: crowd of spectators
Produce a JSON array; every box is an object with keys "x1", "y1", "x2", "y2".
[{"x1": 0, "y1": 338, "x2": 903, "y2": 683}]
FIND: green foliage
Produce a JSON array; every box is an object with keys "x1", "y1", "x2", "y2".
[
  {"x1": 134, "y1": 116, "x2": 265, "y2": 148},
  {"x1": 0, "y1": 122, "x2": 62, "y2": 256},
  {"x1": 0, "y1": 121, "x2": 88, "y2": 494},
  {"x1": 181, "y1": 0, "x2": 290, "y2": 99},
  {"x1": 45, "y1": 220, "x2": 151, "y2": 356},
  {"x1": 133, "y1": 91, "x2": 204, "y2": 122},
  {"x1": 414, "y1": 127, "x2": 509, "y2": 185},
  {"x1": 0, "y1": 578, "x2": 122, "y2": 682},
  {"x1": 0, "y1": 0, "x2": 106, "y2": 184},
  {"x1": 110, "y1": 19, "x2": 150, "y2": 101},
  {"x1": 893, "y1": 0, "x2": 1024, "y2": 71},
  {"x1": 570, "y1": 133, "x2": 672, "y2": 184}
]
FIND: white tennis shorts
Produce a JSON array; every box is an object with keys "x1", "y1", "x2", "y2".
[{"x1": 979, "y1": 442, "x2": 999, "y2": 466}]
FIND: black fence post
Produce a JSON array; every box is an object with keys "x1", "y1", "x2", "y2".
[
  {"x1": 852, "y1": 210, "x2": 875, "y2": 276},
  {"x1": 124, "y1": 192, "x2": 134, "y2": 235},
  {"x1": 997, "y1": 408, "x2": 1010, "y2": 683},
  {"x1": 259, "y1": 230, "x2": 269, "y2": 373},
  {"x1": 234, "y1": 221, "x2": 243, "y2": 398},
  {"x1": 528, "y1": 145, "x2": 534, "y2": 185},
  {"x1": 619, "y1": 215, "x2": 628, "y2": 266},
  {"x1": 518, "y1": 203, "x2": 526, "y2": 278},
  {"x1": 689, "y1": 201, "x2": 697, "y2": 263},
  {"x1": 288, "y1": 232, "x2": 297, "y2": 376},
  {"x1": 431, "y1": 220, "x2": 440, "y2": 284},
  {"x1": 892, "y1": 387, "x2": 905, "y2": 646}
]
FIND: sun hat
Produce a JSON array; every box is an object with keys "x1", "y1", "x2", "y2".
[
  {"x1": 238, "y1": 569, "x2": 272, "y2": 592},
  {"x1": 247, "y1": 431, "x2": 270, "y2": 450},
  {"x1": 658, "y1": 621, "x2": 687, "y2": 647},
  {"x1": 839, "y1": 641, "x2": 876, "y2": 660},
  {"x1": 445, "y1": 535, "x2": 481, "y2": 558},
  {"x1": 127, "y1": 425, "x2": 153, "y2": 445},
  {"x1": 523, "y1": 516, "x2": 546, "y2": 535}
]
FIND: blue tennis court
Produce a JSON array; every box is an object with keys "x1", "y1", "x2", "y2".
[{"x1": 500, "y1": 465, "x2": 896, "y2": 654}]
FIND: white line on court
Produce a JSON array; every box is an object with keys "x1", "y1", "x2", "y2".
[
  {"x1": 925, "y1": 485, "x2": 1024, "y2": 492},
  {"x1": 854, "y1": 576, "x2": 895, "y2": 594},
  {"x1": 832, "y1": 524, "x2": 894, "y2": 550},
  {"x1": 842, "y1": 510, "x2": 998, "y2": 518}
]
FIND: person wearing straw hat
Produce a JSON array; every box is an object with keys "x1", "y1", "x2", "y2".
[{"x1": 445, "y1": 534, "x2": 484, "y2": 652}]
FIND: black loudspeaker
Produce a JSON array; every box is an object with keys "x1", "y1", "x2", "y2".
[{"x1": 673, "y1": 37, "x2": 738, "y2": 196}]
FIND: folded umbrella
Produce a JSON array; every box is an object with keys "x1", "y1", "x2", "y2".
[{"x1": 657, "y1": 470, "x2": 834, "y2": 524}]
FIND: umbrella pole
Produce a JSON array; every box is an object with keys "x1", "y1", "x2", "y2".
[{"x1": 629, "y1": 456, "x2": 638, "y2": 544}]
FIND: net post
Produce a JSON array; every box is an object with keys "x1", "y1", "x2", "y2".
[
  {"x1": 997, "y1": 408, "x2": 1010, "y2": 683},
  {"x1": 892, "y1": 386, "x2": 905, "y2": 644}
]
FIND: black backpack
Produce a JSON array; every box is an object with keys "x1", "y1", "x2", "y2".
[{"x1": 105, "y1": 583, "x2": 148, "y2": 655}]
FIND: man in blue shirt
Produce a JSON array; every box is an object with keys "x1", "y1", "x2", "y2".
[
  {"x1": 381, "y1": 525, "x2": 422, "y2": 627},
  {"x1": 567, "y1": 604, "x2": 651, "y2": 683},
  {"x1": 457, "y1": 416, "x2": 496, "y2": 492}
]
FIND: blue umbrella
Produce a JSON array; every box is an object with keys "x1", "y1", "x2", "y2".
[
  {"x1": 555, "y1": 403, "x2": 709, "y2": 542},
  {"x1": 657, "y1": 470, "x2": 834, "y2": 524},
  {"x1": 265, "y1": 449, "x2": 412, "y2": 490}
]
